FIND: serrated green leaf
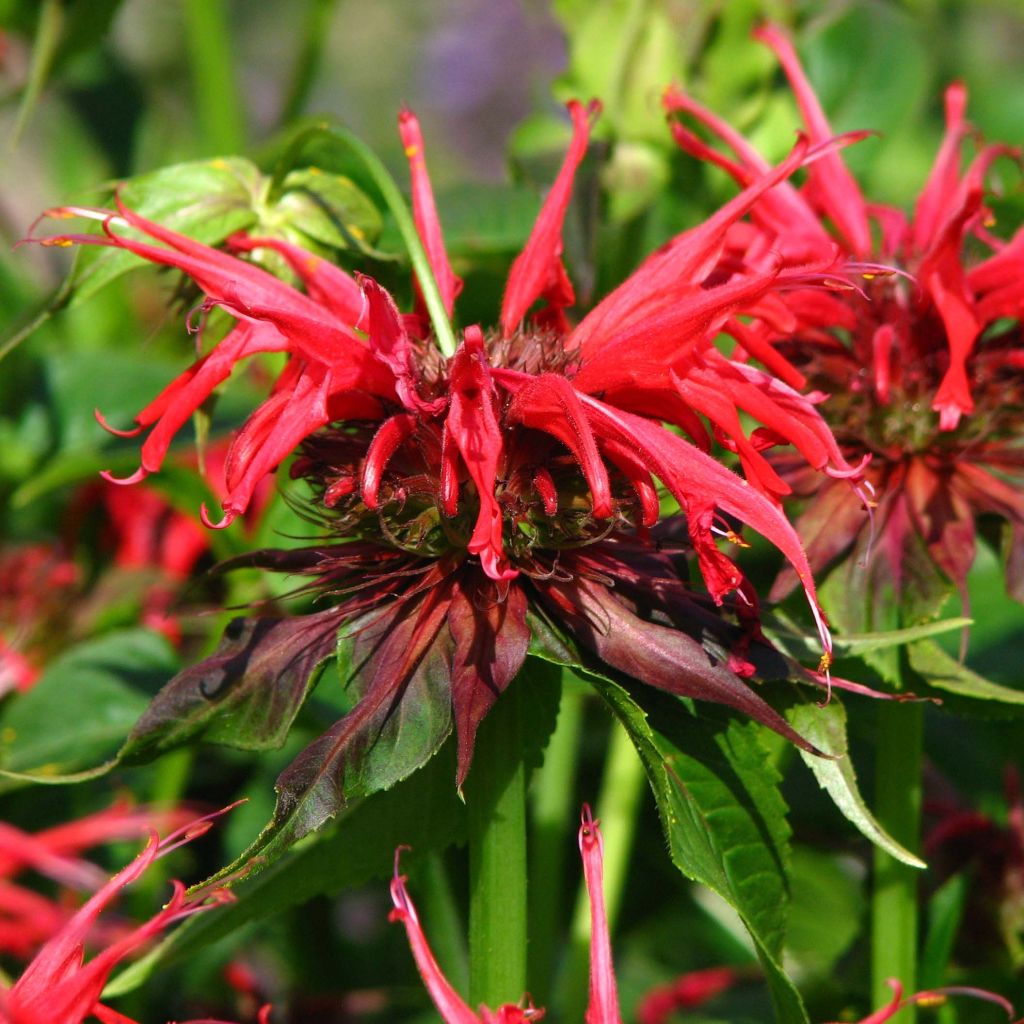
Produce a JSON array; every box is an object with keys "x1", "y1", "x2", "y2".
[
  {"x1": 787, "y1": 697, "x2": 925, "y2": 868},
  {"x1": 104, "y1": 743, "x2": 468, "y2": 998},
  {"x1": 0, "y1": 629, "x2": 172, "y2": 780},
  {"x1": 593, "y1": 676, "x2": 808, "y2": 1023}
]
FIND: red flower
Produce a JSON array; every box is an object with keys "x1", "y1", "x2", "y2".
[
  {"x1": 0, "y1": 808, "x2": 238, "y2": 1024},
  {"x1": 0, "y1": 801, "x2": 195, "y2": 960},
  {"x1": 390, "y1": 806, "x2": 619, "y2": 1023},
  {"x1": 32, "y1": 100, "x2": 869, "y2": 804},
  {"x1": 665, "y1": 26, "x2": 1024, "y2": 619}
]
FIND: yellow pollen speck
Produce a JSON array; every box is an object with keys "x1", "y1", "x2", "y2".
[
  {"x1": 984, "y1": 215, "x2": 997, "y2": 227},
  {"x1": 211, "y1": 158, "x2": 229, "y2": 170},
  {"x1": 818, "y1": 651, "x2": 832, "y2": 674},
  {"x1": 36, "y1": 763, "x2": 62, "y2": 776},
  {"x1": 726, "y1": 530, "x2": 751, "y2": 549},
  {"x1": 305, "y1": 256, "x2": 320, "y2": 273},
  {"x1": 43, "y1": 238, "x2": 74, "y2": 248},
  {"x1": 46, "y1": 208, "x2": 75, "y2": 219},
  {"x1": 308, "y1": 166, "x2": 321, "y2": 175},
  {"x1": 1, "y1": 727, "x2": 15, "y2": 744},
  {"x1": 404, "y1": 144, "x2": 419, "y2": 158},
  {"x1": 862, "y1": 272, "x2": 876, "y2": 280},
  {"x1": 350, "y1": 225, "x2": 365, "y2": 240},
  {"x1": 915, "y1": 996, "x2": 946, "y2": 1009}
]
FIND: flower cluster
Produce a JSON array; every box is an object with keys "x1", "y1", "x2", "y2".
[
  {"x1": 32, "y1": 98, "x2": 875, "y2": 792},
  {"x1": 665, "y1": 25, "x2": 1024, "y2": 620}
]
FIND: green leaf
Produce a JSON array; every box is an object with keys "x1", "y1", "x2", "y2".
[
  {"x1": 920, "y1": 872, "x2": 968, "y2": 989},
  {"x1": 593, "y1": 676, "x2": 808, "y2": 1024},
  {"x1": 273, "y1": 167, "x2": 383, "y2": 252},
  {"x1": 104, "y1": 742, "x2": 468, "y2": 998},
  {"x1": 785, "y1": 845, "x2": 863, "y2": 979},
  {"x1": 118, "y1": 611, "x2": 341, "y2": 763},
  {"x1": 908, "y1": 640, "x2": 1024, "y2": 708},
  {"x1": 66, "y1": 158, "x2": 262, "y2": 305},
  {"x1": 787, "y1": 697, "x2": 925, "y2": 868},
  {"x1": 0, "y1": 629, "x2": 172, "y2": 781}
]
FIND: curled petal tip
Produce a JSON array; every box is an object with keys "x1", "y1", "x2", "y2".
[
  {"x1": 100, "y1": 466, "x2": 148, "y2": 486},
  {"x1": 200, "y1": 502, "x2": 237, "y2": 530},
  {"x1": 94, "y1": 407, "x2": 144, "y2": 437}
]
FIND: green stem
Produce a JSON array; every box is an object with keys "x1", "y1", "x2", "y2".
[
  {"x1": 558, "y1": 718, "x2": 645, "y2": 1022},
  {"x1": 529, "y1": 675, "x2": 585, "y2": 1001},
  {"x1": 466, "y1": 682, "x2": 528, "y2": 1008},
  {"x1": 10, "y1": 0, "x2": 63, "y2": 148},
  {"x1": 279, "y1": 0, "x2": 341, "y2": 125},
  {"x1": 182, "y1": 0, "x2": 245, "y2": 154},
  {"x1": 266, "y1": 122, "x2": 457, "y2": 358},
  {"x1": 872, "y1": 699, "x2": 923, "y2": 1023}
]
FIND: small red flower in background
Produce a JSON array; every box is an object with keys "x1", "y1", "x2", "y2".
[
  {"x1": 0, "y1": 807, "x2": 242, "y2": 1024},
  {"x1": 389, "y1": 806, "x2": 620, "y2": 1023},
  {"x1": 665, "y1": 26, "x2": 1024, "y2": 620},
  {"x1": 0, "y1": 800, "x2": 193, "y2": 960},
  {"x1": 31, "y1": 98, "x2": 874, "y2": 795},
  {"x1": 0, "y1": 545, "x2": 79, "y2": 695}
]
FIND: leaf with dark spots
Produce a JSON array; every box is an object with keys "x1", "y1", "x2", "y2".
[
  {"x1": 258, "y1": 584, "x2": 456, "y2": 860},
  {"x1": 449, "y1": 576, "x2": 530, "y2": 788},
  {"x1": 119, "y1": 610, "x2": 341, "y2": 763},
  {"x1": 539, "y1": 575, "x2": 821, "y2": 754}
]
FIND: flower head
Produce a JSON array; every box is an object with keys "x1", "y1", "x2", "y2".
[
  {"x1": 31, "y1": 99, "x2": 871, "y2": 798},
  {"x1": 665, "y1": 27, "x2": 1024, "y2": 619},
  {"x1": 389, "y1": 806, "x2": 620, "y2": 1023}
]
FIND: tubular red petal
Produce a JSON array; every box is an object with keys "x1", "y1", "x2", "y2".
[
  {"x1": 228, "y1": 233, "x2": 366, "y2": 324},
  {"x1": 506, "y1": 374, "x2": 613, "y2": 519},
  {"x1": 99, "y1": 467, "x2": 148, "y2": 486},
  {"x1": 94, "y1": 408, "x2": 143, "y2": 438},
  {"x1": 399, "y1": 108, "x2": 463, "y2": 317},
  {"x1": 389, "y1": 851, "x2": 482, "y2": 1024},
  {"x1": 872, "y1": 324, "x2": 895, "y2": 403},
  {"x1": 446, "y1": 328, "x2": 516, "y2": 581},
  {"x1": 753, "y1": 24, "x2": 872, "y2": 256},
  {"x1": 580, "y1": 394, "x2": 832, "y2": 658},
  {"x1": 362, "y1": 414, "x2": 418, "y2": 510},
  {"x1": 912, "y1": 83, "x2": 969, "y2": 253},
  {"x1": 579, "y1": 806, "x2": 623, "y2": 1024},
  {"x1": 532, "y1": 467, "x2": 558, "y2": 516},
  {"x1": 500, "y1": 99, "x2": 599, "y2": 336}
]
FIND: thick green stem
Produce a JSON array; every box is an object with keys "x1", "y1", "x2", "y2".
[
  {"x1": 467, "y1": 682, "x2": 528, "y2": 1008},
  {"x1": 558, "y1": 718, "x2": 645, "y2": 1022},
  {"x1": 182, "y1": 0, "x2": 245, "y2": 154},
  {"x1": 529, "y1": 675, "x2": 585, "y2": 1001},
  {"x1": 872, "y1": 699, "x2": 923, "y2": 1022}
]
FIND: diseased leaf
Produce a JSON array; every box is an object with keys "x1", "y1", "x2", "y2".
[
  {"x1": 787, "y1": 697, "x2": 925, "y2": 868},
  {"x1": 119, "y1": 610, "x2": 340, "y2": 763},
  {"x1": 592, "y1": 676, "x2": 808, "y2": 1024}
]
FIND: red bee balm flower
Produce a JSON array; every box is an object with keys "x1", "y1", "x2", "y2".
[
  {"x1": 34, "y1": 101, "x2": 867, "y2": 815},
  {"x1": 0, "y1": 809, "x2": 239, "y2": 1024},
  {"x1": 390, "y1": 806, "x2": 620, "y2": 1023},
  {"x1": 665, "y1": 27, "x2": 1024, "y2": 621}
]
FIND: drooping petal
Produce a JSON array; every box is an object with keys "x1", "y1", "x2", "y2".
[
  {"x1": 500, "y1": 100, "x2": 599, "y2": 336},
  {"x1": 753, "y1": 24, "x2": 872, "y2": 256},
  {"x1": 445, "y1": 328, "x2": 515, "y2": 581},
  {"x1": 505, "y1": 373, "x2": 614, "y2": 518},
  {"x1": 389, "y1": 852, "x2": 482, "y2": 1024},
  {"x1": 399, "y1": 108, "x2": 463, "y2": 317},
  {"x1": 579, "y1": 807, "x2": 622, "y2": 1024}
]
